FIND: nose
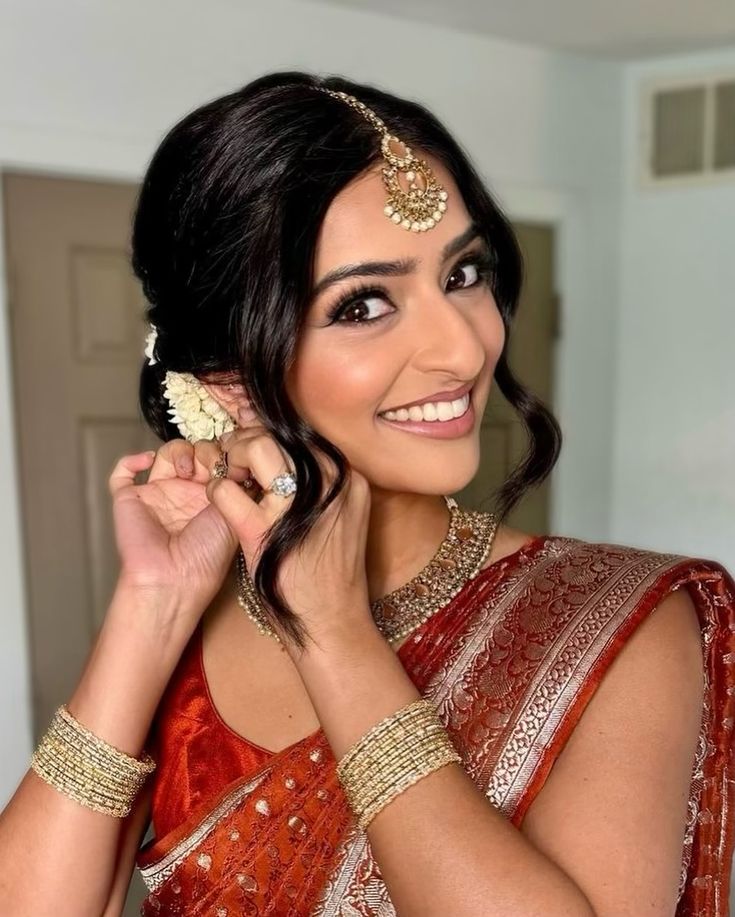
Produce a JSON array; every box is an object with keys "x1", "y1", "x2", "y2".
[{"x1": 408, "y1": 287, "x2": 489, "y2": 382}]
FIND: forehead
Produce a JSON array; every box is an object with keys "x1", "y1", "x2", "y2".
[{"x1": 312, "y1": 152, "x2": 472, "y2": 280}]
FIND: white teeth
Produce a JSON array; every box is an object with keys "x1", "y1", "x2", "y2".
[{"x1": 381, "y1": 392, "x2": 470, "y2": 423}]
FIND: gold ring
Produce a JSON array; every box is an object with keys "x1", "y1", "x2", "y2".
[{"x1": 210, "y1": 454, "x2": 228, "y2": 480}]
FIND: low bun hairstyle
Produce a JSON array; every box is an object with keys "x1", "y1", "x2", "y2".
[{"x1": 132, "y1": 69, "x2": 562, "y2": 649}]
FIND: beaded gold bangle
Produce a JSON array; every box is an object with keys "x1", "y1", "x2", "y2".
[
  {"x1": 30, "y1": 705, "x2": 156, "y2": 818},
  {"x1": 336, "y1": 698, "x2": 462, "y2": 830}
]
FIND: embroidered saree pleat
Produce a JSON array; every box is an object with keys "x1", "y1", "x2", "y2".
[{"x1": 136, "y1": 537, "x2": 735, "y2": 916}]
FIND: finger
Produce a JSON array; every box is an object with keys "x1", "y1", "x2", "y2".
[
  {"x1": 220, "y1": 438, "x2": 261, "y2": 485},
  {"x1": 191, "y1": 439, "x2": 230, "y2": 482},
  {"x1": 147, "y1": 438, "x2": 195, "y2": 482},
  {"x1": 223, "y1": 427, "x2": 290, "y2": 496},
  {"x1": 108, "y1": 451, "x2": 156, "y2": 498},
  {"x1": 220, "y1": 425, "x2": 268, "y2": 453},
  {"x1": 185, "y1": 437, "x2": 255, "y2": 487},
  {"x1": 231, "y1": 434, "x2": 295, "y2": 517},
  {"x1": 205, "y1": 477, "x2": 268, "y2": 564},
  {"x1": 207, "y1": 432, "x2": 292, "y2": 544}
]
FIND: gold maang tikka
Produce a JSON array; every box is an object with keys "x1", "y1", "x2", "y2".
[{"x1": 313, "y1": 87, "x2": 449, "y2": 232}]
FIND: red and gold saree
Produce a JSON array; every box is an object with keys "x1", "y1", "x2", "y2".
[{"x1": 136, "y1": 535, "x2": 735, "y2": 915}]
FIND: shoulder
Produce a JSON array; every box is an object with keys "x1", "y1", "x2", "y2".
[
  {"x1": 519, "y1": 533, "x2": 708, "y2": 702},
  {"x1": 511, "y1": 529, "x2": 707, "y2": 708},
  {"x1": 570, "y1": 584, "x2": 704, "y2": 762}
]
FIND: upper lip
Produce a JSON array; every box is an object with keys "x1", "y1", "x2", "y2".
[{"x1": 380, "y1": 381, "x2": 474, "y2": 414}]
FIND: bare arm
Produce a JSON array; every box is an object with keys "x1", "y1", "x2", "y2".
[
  {"x1": 101, "y1": 784, "x2": 152, "y2": 917},
  {"x1": 0, "y1": 584, "x2": 187, "y2": 917}
]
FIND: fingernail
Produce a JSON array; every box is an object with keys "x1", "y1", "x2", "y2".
[{"x1": 178, "y1": 456, "x2": 194, "y2": 474}]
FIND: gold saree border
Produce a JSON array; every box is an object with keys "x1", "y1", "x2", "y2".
[{"x1": 138, "y1": 768, "x2": 271, "y2": 893}]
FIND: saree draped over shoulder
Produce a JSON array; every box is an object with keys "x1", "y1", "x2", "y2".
[{"x1": 136, "y1": 535, "x2": 735, "y2": 916}]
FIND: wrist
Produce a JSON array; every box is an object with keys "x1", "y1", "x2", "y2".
[
  {"x1": 67, "y1": 625, "x2": 171, "y2": 760},
  {"x1": 288, "y1": 619, "x2": 421, "y2": 760},
  {"x1": 285, "y1": 612, "x2": 382, "y2": 669},
  {"x1": 107, "y1": 578, "x2": 200, "y2": 655}
]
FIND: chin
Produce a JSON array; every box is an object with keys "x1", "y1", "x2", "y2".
[{"x1": 361, "y1": 449, "x2": 481, "y2": 497}]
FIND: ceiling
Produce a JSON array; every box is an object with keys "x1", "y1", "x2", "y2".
[{"x1": 317, "y1": 0, "x2": 735, "y2": 60}]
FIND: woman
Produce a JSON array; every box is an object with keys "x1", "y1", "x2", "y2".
[{"x1": 0, "y1": 71, "x2": 733, "y2": 916}]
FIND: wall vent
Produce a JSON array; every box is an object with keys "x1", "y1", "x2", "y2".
[{"x1": 640, "y1": 72, "x2": 735, "y2": 187}]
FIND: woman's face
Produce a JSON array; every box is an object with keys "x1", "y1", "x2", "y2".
[{"x1": 287, "y1": 153, "x2": 506, "y2": 496}]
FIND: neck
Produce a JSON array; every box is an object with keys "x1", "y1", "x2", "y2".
[{"x1": 364, "y1": 490, "x2": 452, "y2": 604}]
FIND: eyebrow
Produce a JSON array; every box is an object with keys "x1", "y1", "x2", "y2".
[{"x1": 310, "y1": 221, "x2": 485, "y2": 299}]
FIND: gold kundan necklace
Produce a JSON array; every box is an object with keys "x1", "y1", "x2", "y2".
[{"x1": 235, "y1": 495, "x2": 499, "y2": 646}]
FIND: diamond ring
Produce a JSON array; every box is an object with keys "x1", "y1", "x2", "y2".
[{"x1": 267, "y1": 471, "x2": 297, "y2": 497}]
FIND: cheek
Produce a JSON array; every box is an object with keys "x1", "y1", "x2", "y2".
[{"x1": 287, "y1": 340, "x2": 388, "y2": 431}]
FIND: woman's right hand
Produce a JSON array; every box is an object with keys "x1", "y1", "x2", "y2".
[{"x1": 109, "y1": 437, "x2": 246, "y2": 633}]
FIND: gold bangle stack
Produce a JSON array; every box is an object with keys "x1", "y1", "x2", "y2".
[
  {"x1": 30, "y1": 705, "x2": 156, "y2": 818},
  {"x1": 336, "y1": 698, "x2": 462, "y2": 831}
]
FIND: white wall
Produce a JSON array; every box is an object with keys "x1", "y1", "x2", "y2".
[
  {"x1": 612, "y1": 46, "x2": 735, "y2": 568},
  {"x1": 0, "y1": 0, "x2": 624, "y2": 800}
]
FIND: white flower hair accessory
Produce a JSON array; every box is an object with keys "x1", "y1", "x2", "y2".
[
  {"x1": 144, "y1": 323, "x2": 236, "y2": 443},
  {"x1": 144, "y1": 325, "x2": 159, "y2": 365}
]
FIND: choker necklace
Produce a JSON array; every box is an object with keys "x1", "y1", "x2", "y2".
[{"x1": 235, "y1": 495, "x2": 499, "y2": 647}]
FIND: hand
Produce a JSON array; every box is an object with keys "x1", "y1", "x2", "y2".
[
  {"x1": 109, "y1": 434, "x2": 254, "y2": 637},
  {"x1": 206, "y1": 427, "x2": 375, "y2": 655}
]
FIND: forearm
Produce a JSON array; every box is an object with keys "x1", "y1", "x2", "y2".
[
  {"x1": 0, "y1": 584, "x2": 187, "y2": 917},
  {"x1": 292, "y1": 623, "x2": 595, "y2": 917}
]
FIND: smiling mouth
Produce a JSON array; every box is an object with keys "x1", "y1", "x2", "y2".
[{"x1": 378, "y1": 390, "x2": 471, "y2": 423}]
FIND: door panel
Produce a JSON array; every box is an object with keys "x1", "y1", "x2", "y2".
[
  {"x1": 3, "y1": 172, "x2": 156, "y2": 914},
  {"x1": 454, "y1": 222, "x2": 558, "y2": 535}
]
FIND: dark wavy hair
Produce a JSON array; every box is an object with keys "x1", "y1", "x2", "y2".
[{"x1": 132, "y1": 70, "x2": 562, "y2": 649}]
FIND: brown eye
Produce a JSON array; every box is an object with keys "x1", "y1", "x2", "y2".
[
  {"x1": 330, "y1": 292, "x2": 393, "y2": 324},
  {"x1": 447, "y1": 261, "x2": 481, "y2": 291},
  {"x1": 342, "y1": 302, "x2": 370, "y2": 322}
]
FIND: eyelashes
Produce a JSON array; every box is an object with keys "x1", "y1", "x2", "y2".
[{"x1": 324, "y1": 248, "x2": 497, "y2": 326}]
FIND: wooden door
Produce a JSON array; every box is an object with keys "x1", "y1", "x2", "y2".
[
  {"x1": 3, "y1": 172, "x2": 156, "y2": 914},
  {"x1": 454, "y1": 222, "x2": 559, "y2": 534}
]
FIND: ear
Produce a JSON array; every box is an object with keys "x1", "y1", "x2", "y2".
[{"x1": 200, "y1": 378, "x2": 254, "y2": 425}]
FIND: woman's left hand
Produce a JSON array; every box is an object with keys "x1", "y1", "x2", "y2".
[{"x1": 207, "y1": 426, "x2": 375, "y2": 656}]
